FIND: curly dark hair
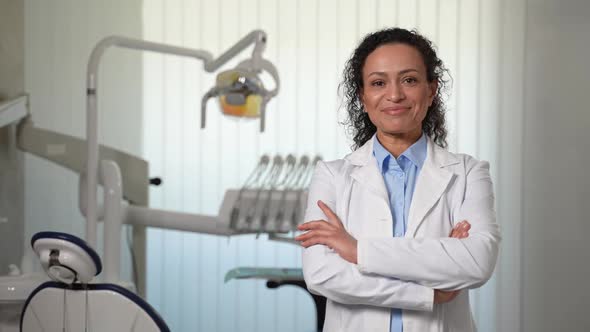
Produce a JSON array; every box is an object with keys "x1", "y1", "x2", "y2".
[{"x1": 340, "y1": 27, "x2": 450, "y2": 150}]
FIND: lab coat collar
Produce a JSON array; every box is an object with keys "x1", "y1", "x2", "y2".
[
  {"x1": 345, "y1": 135, "x2": 460, "y2": 168},
  {"x1": 345, "y1": 135, "x2": 461, "y2": 236},
  {"x1": 346, "y1": 136, "x2": 389, "y2": 199}
]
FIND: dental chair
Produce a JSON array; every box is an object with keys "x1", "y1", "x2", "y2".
[{"x1": 20, "y1": 232, "x2": 170, "y2": 332}]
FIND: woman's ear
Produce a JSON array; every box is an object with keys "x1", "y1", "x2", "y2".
[
  {"x1": 359, "y1": 89, "x2": 365, "y2": 111},
  {"x1": 428, "y1": 81, "x2": 438, "y2": 106}
]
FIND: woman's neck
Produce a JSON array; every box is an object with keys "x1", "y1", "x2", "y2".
[{"x1": 376, "y1": 130, "x2": 422, "y2": 158}]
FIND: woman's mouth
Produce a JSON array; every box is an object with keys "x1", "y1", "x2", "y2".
[{"x1": 381, "y1": 106, "x2": 409, "y2": 115}]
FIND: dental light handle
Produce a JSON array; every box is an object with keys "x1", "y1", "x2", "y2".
[
  {"x1": 85, "y1": 30, "x2": 272, "y2": 248},
  {"x1": 204, "y1": 30, "x2": 267, "y2": 72}
]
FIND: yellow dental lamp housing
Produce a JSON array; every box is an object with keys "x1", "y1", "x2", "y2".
[{"x1": 216, "y1": 69, "x2": 264, "y2": 118}]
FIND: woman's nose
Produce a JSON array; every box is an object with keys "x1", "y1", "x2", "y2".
[{"x1": 386, "y1": 82, "x2": 405, "y2": 102}]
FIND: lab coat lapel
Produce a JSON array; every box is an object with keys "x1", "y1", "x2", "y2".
[
  {"x1": 350, "y1": 163, "x2": 389, "y2": 202},
  {"x1": 406, "y1": 139, "x2": 458, "y2": 237},
  {"x1": 346, "y1": 137, "x2": 389, "y2": 203}
]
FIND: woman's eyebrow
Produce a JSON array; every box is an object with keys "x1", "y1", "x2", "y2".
[
  {"x1": 367, "y1": 71, "x2": 387, "y2": 77},
  {"x1": 398, "y1": 68, "x2": 419, "y2": 75},
  {"x1": 367, "y1": 68, "x2": 420, "y2": 77}
]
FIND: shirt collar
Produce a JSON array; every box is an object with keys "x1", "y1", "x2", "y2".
[
  {"x1": 372, "y1": 133, "x2": 428, "y2": 172},
  {"x1": 402, "y1": 133, "x2": 427, "y2": 170},
  {"x1": 373, "y1": 135, "x2": 392, "y2": 173}
]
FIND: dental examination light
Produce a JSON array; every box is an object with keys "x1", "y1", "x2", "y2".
[
  {"x1": 84, "y1": 30, "x2": 280, "y2": 248},
  {"x1": 201, "y1": 58, "x2": 279, "y2": 130}
]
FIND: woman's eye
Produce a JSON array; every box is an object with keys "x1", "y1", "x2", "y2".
[
  {"x1": 371, "y1": 81, "x2": 385, "y2": 87},
  {"x1": 403, "y1": 77, "x2": 418, "y2": 84}
]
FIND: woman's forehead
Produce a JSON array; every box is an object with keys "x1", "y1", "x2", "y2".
[{"x1": 363, "y1": 43, "x2": 426, "y2": 75}]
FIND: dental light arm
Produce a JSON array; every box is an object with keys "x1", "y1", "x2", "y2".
[{"x1": 85, "y1": 30, "x2": 278, "y2": 248}]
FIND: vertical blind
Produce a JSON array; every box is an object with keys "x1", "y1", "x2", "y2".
[{"x1": 142, "y1": 1, "x2": 525, "y2": 331}]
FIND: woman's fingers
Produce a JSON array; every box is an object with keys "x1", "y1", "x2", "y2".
[
  {"x1": 295, "y1": 229, "x2": 332, "y2": 242},
  {"x1": 301, "y1": 238, "x2": 331, "y2": 248},
  {"x1": 297, "y1": 220, "x2": 333, "y2": 231},
  {"x1": 460, "y1": 221, "x2": 471, "y2": 231},
  {"x1": 434, "y1": 289, "x2": 461, "y2": 304},
  {"x1": 297, "y1": 231, "x2": 334, "y2": 248},
  {"x1": 296, "y1": 220, "x2": 334, "y2": 246},
  {"x1": 317, "y1": 200, "x2": 344, "y2": 227},
  {"x1": 450, "y1": 220, "x2": 471, "y2": 238},
  {"x1": 451, "y1": 230, "x2": 469, "y2": 239}
]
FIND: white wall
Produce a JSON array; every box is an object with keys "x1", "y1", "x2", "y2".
[
  {"x1": 496, "y1": 0, "x2": 527, "y2": 330},
  {"x1": 522, "y1": 0, "x2": 590, "y2": 330},
  {"x1": 0, "y1": 0, "x2": 25, "y2": 276},
  {"x1": 23, "y1": 0, "x2": 143, "y2": 278},
  {"x1": 489, "y1": 1, "x2": 590, "y2": 330}
]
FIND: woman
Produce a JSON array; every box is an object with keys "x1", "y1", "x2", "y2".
[{"x1": 295, "y1": 28, "x2": 500, "y2": 332}]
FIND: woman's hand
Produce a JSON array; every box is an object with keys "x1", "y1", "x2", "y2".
[
  {"x1": 296, "y1": 200, "x2": 358, "y2": 264},
  {"x1": 449, "y1": 220, "x2": 471, "y2": 239},
  {"x1": 296, "y1": 201, "x2": 472, "y2": 304},
  {"x1": 434, "y1": 289, "x2": 461, "y2": 303},
  {"x1": 434, "y1": 220, "x2": 471, "y2": 304}
]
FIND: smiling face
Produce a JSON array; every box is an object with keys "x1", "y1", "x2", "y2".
[{"x1": 361, "y1": 43, "x2": 437, "y2": 142}]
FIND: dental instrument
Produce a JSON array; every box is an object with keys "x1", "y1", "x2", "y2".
[
  {"x1": 244, "y1": 155, "x2": 284, "y2": 230},
  {"x1": 258, "y1": 154, "x2": 297, "y2": 233},
  {"x1": 229, "y1": 155, "x2": 271, "y2": 230},
  {"x1": 223, "y1": 154, "x2": 322, "y2": 235}
]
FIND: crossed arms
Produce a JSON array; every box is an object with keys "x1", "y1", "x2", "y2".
[{"x1": 296, "y1": 160, "x2": 501, "y2": 311}]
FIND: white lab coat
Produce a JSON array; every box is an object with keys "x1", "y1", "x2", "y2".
[{"x1": 302, "y1": 136, "x2": 500, "y2": 332}]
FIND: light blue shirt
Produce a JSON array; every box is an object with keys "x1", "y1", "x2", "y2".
[{"x1": 373, "y1": 133, "x2": 427, "y2": 332}]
